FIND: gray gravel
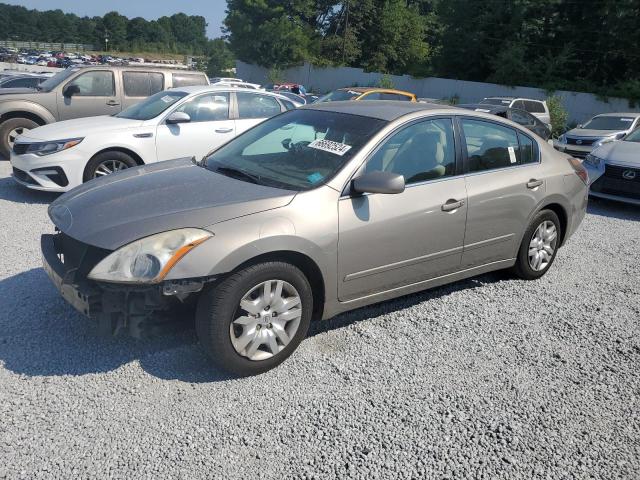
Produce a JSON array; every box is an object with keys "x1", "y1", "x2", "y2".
[{"x1": 0, "y1": 161, "x2": 639, "y2": 479}]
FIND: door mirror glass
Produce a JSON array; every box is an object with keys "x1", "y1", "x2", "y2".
[
  {"x1": 63, "y1": 84, "x2": 80, "y2": 98},
  {"x1": 352, "y1": 171, "x2": 405, "y2": 195},
  {"x1": 166, "y1": 112, "x2": 191, "y2": 124}
]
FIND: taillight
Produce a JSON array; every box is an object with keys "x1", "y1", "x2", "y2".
[{"x1": 568, "y1": 157, "x2": 589, "y2": 185}]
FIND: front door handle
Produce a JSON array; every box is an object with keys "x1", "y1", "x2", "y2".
[
  {"x1": 441, "y1": 199, "x2": 465, "y2": 212},
  {"x1": 215, "y1": 127, "x2": 233, "y2": 134},
  {"x1": 527, "y1": 179, "x2": 544, "y2": 189},
  {"x1": 106, "y1": 100, "x2": 120, "y2": 106}
]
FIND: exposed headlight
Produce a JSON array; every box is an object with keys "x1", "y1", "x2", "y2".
[
  {"x1": 584, "y1": 154, "x2": 602, "y2": 167},
  {"x1": 558, "y1": 134, "x2": 567, "y2": 144},
  {"x1": 593, "y1": 136, "x2": 617, "y2": 148},
  {"x1": 88, "y1": 228, "x2": 213, "y2": 284},
  {"x1": 26, "y1": 138, "x2": 83, "y2": 156}
]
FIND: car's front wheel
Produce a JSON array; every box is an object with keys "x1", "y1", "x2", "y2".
[
  {"x1": 0, "y1": 118, "x2": 39, "y2": 159},
  {"x1": 83, "y1": 151, "x2": 138, "y2": 182},
  {"x1": 513, "y1": 209, "x2": 561, "y2": 280},
  {"x1": 196, "y1": 262, "x2": 313, "y2": 376}
]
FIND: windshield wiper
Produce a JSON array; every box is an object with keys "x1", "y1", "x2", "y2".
[{"x1": 214, "y1": 166, "x2": 263, "y2": 185}]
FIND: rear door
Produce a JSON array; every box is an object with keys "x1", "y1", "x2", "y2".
[
  {"x1": 155, "y1": 92, "x2": 235, "y2": 162},
  {"x1": 57, "y1": 70, "x2": 122, "y2": 120},
  {"x1": 460, "y1": 117, "x2": 546, "y2": 267},
  {"x1": 233, "y1": 91, "x2": 284, "y2": 135}
]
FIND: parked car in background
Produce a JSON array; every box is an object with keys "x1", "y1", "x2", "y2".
[
  {"x1": 268, "y1": 90, "x2": 306, "y2": 106},
  {"x1": 210, "y1": 77, "x2": 243, "y2": 83},
  {"x1": 479, "y1": 97, "x2": 551, "y2": 129},
  {"x1": 553, "y1": 113, "x2": 640, "y2": 159},
  {"x1": 458, "y1": 104, "x2": 551, "y2": 140},
  {"x1": 317, "y1": 87, "x2": 417, "y2": 103},
  {"x1": 11, "y1": 87, "x2": 294, "y2": 191},
  {"x1": 210, "y1": 80, "x2": 262, "y2": 90},
  {"x1": 0, "y1": 65, "x2": 209, "y2": 158},
  {"x1": 40, "y1": 101, "x2": 588, "y2": 376},
  {"x1": 0, "y1": 74, "x2": 48, "y2": 89},
  {"x1": 583, "y1": 127, "x2": 640, "y2": 205}
]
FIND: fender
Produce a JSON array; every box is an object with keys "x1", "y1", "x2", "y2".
[{"x1": 0, "y1": 100, "x2": 56, "y2": 124}]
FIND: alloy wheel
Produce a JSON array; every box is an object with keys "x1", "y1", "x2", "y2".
[
  {"x1": 230, "y1": 279, "x2": 302, "y2": 361},
  {"x1": 528, "y1": 220, "x2": 558, "y2": 271},
  {"x1": 93, "y1": 159, "x2": 130, "y2": 178},
  {"x1": 8, "y1": 127, "x2": 30, "y2": 149}
]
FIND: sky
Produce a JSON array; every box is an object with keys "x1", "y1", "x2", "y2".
[{"x1": 2, "y1": 0, "x2": 228, "y2": 37}]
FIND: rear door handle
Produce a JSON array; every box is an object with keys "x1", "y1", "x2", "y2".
[
  {"x1": 527, "y1": 179, "x2": 544, "y2": 189},
  {"x1": 441, "y1": 199, "x2": 465, "y2": 212},
  {"x1": 106, "y1": 100, "x2": 120, "y2": 106},
  {"x1": 215, "y1": 127, "x2": 233, "y2": 134}
]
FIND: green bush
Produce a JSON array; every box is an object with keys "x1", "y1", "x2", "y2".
[
  {"x1": 546, "y1": 95, "x2": 568, "y2": 138},
  {"x1": 377, "y1": 74, "x2": 395, "y2": 89}
]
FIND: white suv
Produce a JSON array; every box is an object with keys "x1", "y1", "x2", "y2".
[{"x1": 480, "y1": 97, "x2": 551, "y2": 129}]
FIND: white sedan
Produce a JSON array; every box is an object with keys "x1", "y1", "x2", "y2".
[{"x1": 10, "y1": 86, "x2": 298, "y2": 192}]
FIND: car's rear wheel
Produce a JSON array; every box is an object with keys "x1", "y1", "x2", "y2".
[
  {"x1": 83, "y1": 151, "x2": 138, "y2": 182},
  {"x1": 196, "y1": 262, "x2": 313, "y2": 376},
  {"x1": 0, "y1": 118, "x2": 39, "y2": 159},
  {"x1": 512, "y1": 209, "x2": 561, "y2": 280}
]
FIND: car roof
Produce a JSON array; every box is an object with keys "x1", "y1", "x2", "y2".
[
  {"x1": 172, "y1": 85, "x2": 290, "y2": 101},
  {"x1": 303, "y1": 100, "x2": 455, "y2": 121},
  {"x1": 458, "y1": 103, "x2": 507, "y2": 113},
  {"x1": 592, "y1": 112, "x2": 640, "y2": 118}
]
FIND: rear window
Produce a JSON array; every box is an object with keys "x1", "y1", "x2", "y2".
[
  {"x1": 524, "y1": 100, "x2": 546, "y2": 114},
  {"x1": 172, "y1": 73, "x2": 208, "y2": 88},
  {"x1": 123, "y1": 71, "x2": 164, "y2": 97}
]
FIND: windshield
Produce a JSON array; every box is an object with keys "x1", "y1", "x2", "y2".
[
  {"x1": 116, "y1": 91, "x2": 188, "y2": 120},
  {"x1": 623, "y1": 128, "x2": 640, "y2": 143},
  {"x1": 316, "y1": 90, "x2": 361, "y2": 103},
  {"x1": 205, "y1": 109, "x2": 387, "y2": 191},
  {"x1": 37, "y1": 67, "x2": 78, "y2": 91},
  {"x1": 582, "y1": 116, "x2": 636, "y2": 131},
  {"x1": 479, "y1": 98, "x2": 511, "y2": 106}
]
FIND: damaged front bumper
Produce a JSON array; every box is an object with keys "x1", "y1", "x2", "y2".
[{"x1": 41, "y1": 233, "x2": 212, "y2": 338}]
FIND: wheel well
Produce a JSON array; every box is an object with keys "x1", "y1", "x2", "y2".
[
  {"x1": 0, "y1": 111, "x2": 46, "y2": 126},
  {"x1": 541, "y1": 203, "x2": 568, "y2": 246},
  {"x1": 232, "y1": 251, "x2": 326, "y2": 321},
  {"x1": 91, "y1": 147, "x2": 145, "y2": 166}
]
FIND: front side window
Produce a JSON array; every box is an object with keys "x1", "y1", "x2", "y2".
[
  {"x1": 173, "y1": 93, "x2": 230, "y2": 122},
  {"x1": 116, "y1": 90, "x2": 188, "y2": 120},
  {"x1": 205, "y1": 109, "x2": 387, "y2": 191},
  {"x1": 123, "y1": 71, "x2": 164, "y2": 97},
  {"x1": 365, "y1": 118, "x2": 457, "y2": 184},
  {"x1": 66, "y1": 71, "x2": 114, "y2": 96},
  {"x1": 462, "y1": 119, "x2": 520, "y2": 172},
  {"x1": 237, "y1": 92, "x2": 282, "y2": 119}
]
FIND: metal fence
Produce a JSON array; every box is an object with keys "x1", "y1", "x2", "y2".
[{"x1": 0, "y1": 40, "x2": 94, "y2": 51}]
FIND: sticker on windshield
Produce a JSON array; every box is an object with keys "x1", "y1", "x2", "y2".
[
  {"x1": 160, "y1": 95, "x2": 175, "y2": 103},
  {"x1": 307, "y1": 172, "x2": 324, "y2": 184},
  {"x1": 508, "y1": 146, "x2": 517, "y2": 164},
  {"x1": 308, "y1": 139, "x2": 352, "y2": 156}
]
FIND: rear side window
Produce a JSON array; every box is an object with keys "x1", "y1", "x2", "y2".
[
  {"x1": 512, "y1": 100, "x2": 526, "y2": 110},
  {"x1": 524, "y1": 100, "x2": 546, "y2": 114},
  {"x1": 461, "y1": 119, "x2": 520, "y2": 172},
  {"x1": 123, "y1": 71, "x2": 164, "y2": 97},
  {"x1": 172, "y1": 73, "x2": 208, "y2": 88},
  {"x1": 237, "y1": 92, "x2": 282, "y2": 119},
  {"x1": 517, "y1": 132, "x2": 538, "y2": 164}
]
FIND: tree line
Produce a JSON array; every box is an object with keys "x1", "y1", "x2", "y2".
[{"x1": 224, "y1": 0, "x2": 640, "y2": 101}]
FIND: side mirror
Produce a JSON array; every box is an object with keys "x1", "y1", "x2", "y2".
[
  {"x1": 63, "y1": 84, "x2": 80, "y2": 98},
  {"x1": 166, "y1": 112, "x2": 191, "y2": 125},
  {"x1": 352, "y1": 171, "x2": 405, "y2": 195}
]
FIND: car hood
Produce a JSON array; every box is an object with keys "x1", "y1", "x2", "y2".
[
  {"x1": 48, "y1": 158, "x2": 296, "y2": 250},
  {"x1": 592, "y1": 141, "x2": 640, "y2": 167},
  {"x1": 565, "y1": 128, "x2": 627, "y2": 138},
  {"x1": 20, "y1": 115, "x2": 145, "y2": 141}
]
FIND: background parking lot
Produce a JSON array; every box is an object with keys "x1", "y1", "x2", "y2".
[{"x1": 0, "y1": 162, "x2": 639, "y2": 479}]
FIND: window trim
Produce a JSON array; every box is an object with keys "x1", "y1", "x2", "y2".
[
  {"x1": 63, "y1": 70, "x2": 116, "y2": 97},
  {"x1": 122, "y1": 70, "x2": 165, "y2": 98},
  {"x1": 341, "y1": 115, "x2": 463, "y2": 197},
  {"x1": 456, "y1": 115, "x2": 541, "y2": 176}
]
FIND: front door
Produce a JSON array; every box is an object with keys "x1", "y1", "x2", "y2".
[
  {"x1": 459, "y1": 118, "x2": 547, "y2": 267},
  {"x1": 155, "y1": 92, "x2": 235, "y2": 162},
  {"x1": 338, "y1": 117, "x2": 467, "y2": 301},
  {"x1": 57, "y1": 70, "x2": 122, "y2": 120}
]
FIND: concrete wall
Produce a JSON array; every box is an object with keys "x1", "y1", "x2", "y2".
[{"x1": 237, "y1": 61, "x2": 639, "y2": 124}]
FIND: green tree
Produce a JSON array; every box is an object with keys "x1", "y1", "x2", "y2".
[{"x1": 206, "y1": 38, "x2": 235, "y2": 77}]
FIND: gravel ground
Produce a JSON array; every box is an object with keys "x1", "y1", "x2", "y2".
[{"x1": 0, "y1": 161, "x2": 639, "y2": 479}]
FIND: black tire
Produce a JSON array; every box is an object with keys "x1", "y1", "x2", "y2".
[
  {"x1": 0, "y1": 118, "x2": 39, "y2": 159},
  {"x1": 512, "y1": 209, "x2": 562, "y2": 280},
  {"x1": 196, "y1": 262, "x2": 313, "y2": 377},
  {"x1": 83, "y1": 150, "x2": 138, "y2": 182}
]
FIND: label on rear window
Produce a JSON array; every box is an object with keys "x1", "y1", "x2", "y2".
[
  {"x1": 508, "y1": 146, "x2": 517, "y2": 164},
  {"x1": 308, "y1": 139, "x2": 352, "y2": 156}
]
